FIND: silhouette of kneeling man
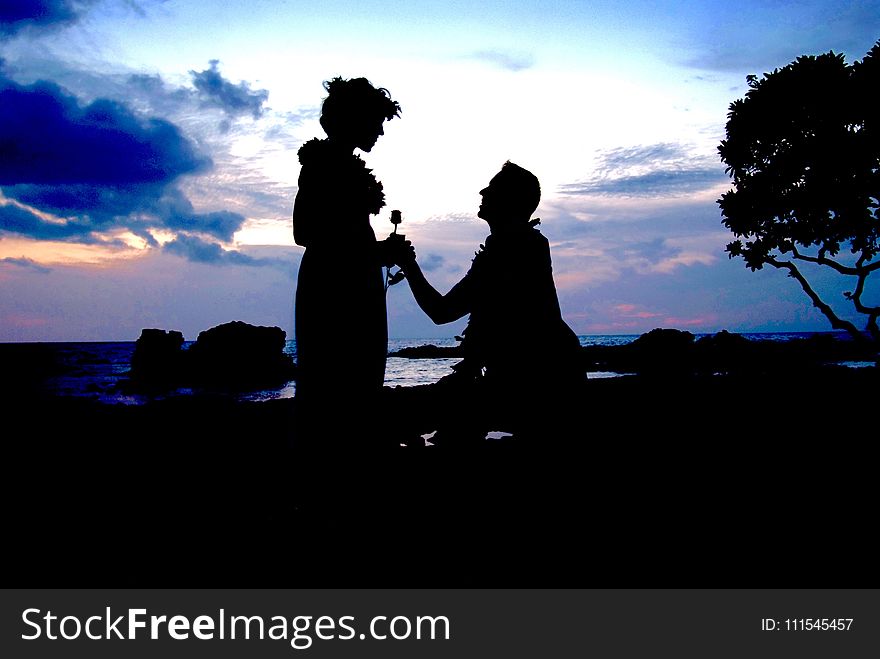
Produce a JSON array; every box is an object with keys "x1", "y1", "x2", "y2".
[{"x1": 393, "y1": 162, "x2": 584, "y2": 443}]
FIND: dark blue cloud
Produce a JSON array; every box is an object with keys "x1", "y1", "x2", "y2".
[
  {"x1": 1, "y1": 256, "x2": 52, "y2": 273},
  {"x1": 1, "y1": 183, "x2": 247, "y2": 243},
  {"x1": 0, "y1": 77, "x2": 209, "y2": 187},
  {"x1": 0, "y1": 0, "x2": 94, "y2": 37},
  {"x1": 0, "y1": 202, "x2": 95, "y2": 241},
  {"x1": 190, "y1": 60, "x2": 268, "y2": 119},
  {"x1": 3, "y1": 182, "x2": 164, "y2": 224},
  {"x1": 163, "y1": 234, "x2": 280, "y2": 267},
  {"x1": 560, "y1": 143, "x2": 727, "y2": 197},
  {"x1": 0, "y1": 72, "x2": 250, "y2": 244},
  {"x1": 154, "y1": 190, "x2": 245, "y2": 243}
]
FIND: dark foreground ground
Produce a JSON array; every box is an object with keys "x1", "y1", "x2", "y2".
[{"x1": 5, "y1": 366, "x2": 878, "y2": 588}]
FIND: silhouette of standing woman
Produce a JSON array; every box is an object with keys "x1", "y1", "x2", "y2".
[{"x1": 292, "y1": 77, "x2": 401, "y2": 440}]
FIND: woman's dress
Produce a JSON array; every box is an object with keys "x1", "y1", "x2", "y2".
[{"x1": 292, "y1": 139, "x2": 388, "y2": 411}]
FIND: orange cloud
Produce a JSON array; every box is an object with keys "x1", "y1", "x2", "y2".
[
  {"x1": 613, "y1": 303, "x2": 662, "y2": 318},
  {"x1": 662, "y1": 315, "x2": 718, "y2": 327},
  {"x1": 0, "y1": 236, "x2": 142, "y2": 267},
  {"x1": 2, "y1": 313, "x2": 49, "y2": 328}
]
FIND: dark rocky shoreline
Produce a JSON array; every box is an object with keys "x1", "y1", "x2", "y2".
[
  {"x1": 127, "y1": 321, "x2": 297, "y2": 389},
  {"x1": 7, "y1": 361, "x2": 877, "y2": 588},
  {"x1": 3, "y1": 324, "x2": 875, "y2": 402},
  {"x1": 390, "y1": 327, "x2": 879, "y2": 376}
]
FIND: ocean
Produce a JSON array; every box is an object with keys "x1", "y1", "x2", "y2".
[{"x1": 3, "y1": 332, "x2": 872, "y2": 405}]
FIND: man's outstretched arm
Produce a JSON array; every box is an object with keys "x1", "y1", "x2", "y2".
[{"x1": 396, "y1": 246, "x2": 470, "y2": 325}]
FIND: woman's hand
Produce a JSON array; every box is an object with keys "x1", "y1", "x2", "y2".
[{"x1": 381, "y1": 234, "x2": 416, "y2": 269}]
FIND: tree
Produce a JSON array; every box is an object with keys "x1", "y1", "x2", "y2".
[{"x1": 718, "y1": 41, "x2": 879, "y2": 343}]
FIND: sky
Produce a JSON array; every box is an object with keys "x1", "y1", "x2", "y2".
[{"x1": 1, "y1": 0, "x2": 878, "y2": 341}]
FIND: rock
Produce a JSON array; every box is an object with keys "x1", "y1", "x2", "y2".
[
  {"x1": 630, "y1": 327, "x2": 695, "y2": 351},
  {"x1": 628, "y1": 328, "x2": 695, "y2": 375},
  {"x1": 695, "y1": 329, "x2": 749, "y2": 349},
  {"x1": 130, "y1": 328, "x2": 185, "y2": 382},
  {"x1": 187, "y1": 321, "x2": 296, "y2": 387},
  {"x1": 388, "y1": 345, "x2": 463, "y2": 358},
  {"x1": 127, "y1": 322, "x2": 297, "y2": 390},
  {"x1": 695, "y1": 330, "x2": 753, "y2": 373}
]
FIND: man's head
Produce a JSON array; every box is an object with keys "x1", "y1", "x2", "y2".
[{"x1": 477, "y1": 161, "x2": 541, "y2": 227}]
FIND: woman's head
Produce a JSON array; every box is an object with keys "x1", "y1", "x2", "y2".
[{"x1": 320, "y1": 77, "x2": 401, "y2": 151}]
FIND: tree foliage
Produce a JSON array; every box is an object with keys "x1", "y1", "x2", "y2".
[{"x1": 718, "y1": 41, "x2": 880, "y2": 342}]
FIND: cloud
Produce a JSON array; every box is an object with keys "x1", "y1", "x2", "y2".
[
  {"x1": 127, "y1": 73, "x2": 195, "y2": 115},
  {"x1": 0, "y1": 57, "x2": 297, "y2": 244},
  {"x1": 596, "y1": 143, "x2": 691, "y2": 170},
  {"x1": 0, "y1": 72, "x2": 251, "y2": 244},
  {"x1": 1, "y1": 256, "x2": 51, "y2": 273},
  {"x1": 0, "y1": 77, "x2": 208, "y2": 187},
  {"x1": 612, "y1": 304, "x2": 662, "y2": 319},
  {"x1": 419, "y1": 253, "x2": 445, "y2": 272},
  {"x1": 190, "y1": 60, "x2": 269, "y2": 119},
  {"x1": 613, "y1": 238, "x2": 681, "y2": 266},
  {"x1": 162, "y1": 234, "x2": 290, "y2": 269},
  {"x1": 559, "y1": 142, "x2": 727, "y2": 198},
  {"x1": 163, "y1": 234, "x2": 255, "y2": 265},
  {"x1": 0, "y1": 201, "x2": 96, "y2": 241},
  {"x1": 645, "y1": 236, "x2": 720, "y2": 274},
  {"x1": 470, "y1": 50, "x2": 535, "y2": 71},
  {"x1": 153, "y1": 188, "x2": 245, "y2": 242},
  {"x1": 527, "y1": 189, "x2": 733, "y2": 300},
  {"x1": 1, "y1": 184, "x2": 247, "y2": 244},
  {"x1": 562, "y1": 169, "x2": 726, "y2": 197},
  {"x1": 0, "y1": 0, "x2": 97, "y2": 37},
  {"x1": 661, "y1": 314, "x2": 719, "y2": 328},
  {"x1": 4, "y1": 183, "x2": 154, "y2": 228}
]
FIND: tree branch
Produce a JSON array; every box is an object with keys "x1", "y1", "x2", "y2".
[
  {"x1": 791, "y1": 246, "x2": 858, "y2": 274},
  {"x1": 790, "y1": 246, "x2": 880, "y2": 274},
  {"x1": 789, "y1": 247, "x2": 880, "y2": 339},
  {"x1": 766, "y1": 257, "x2": 865, "y2": 341},
  {"x1": 850, "y1": 272, "x2": 880, "y2": 314},
  {"x1": 850, "y1": 269, "x2": 880, "y2": 341},
  {"x1": 853, "y1": 249, "x2": 880, "y2": 273}
]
